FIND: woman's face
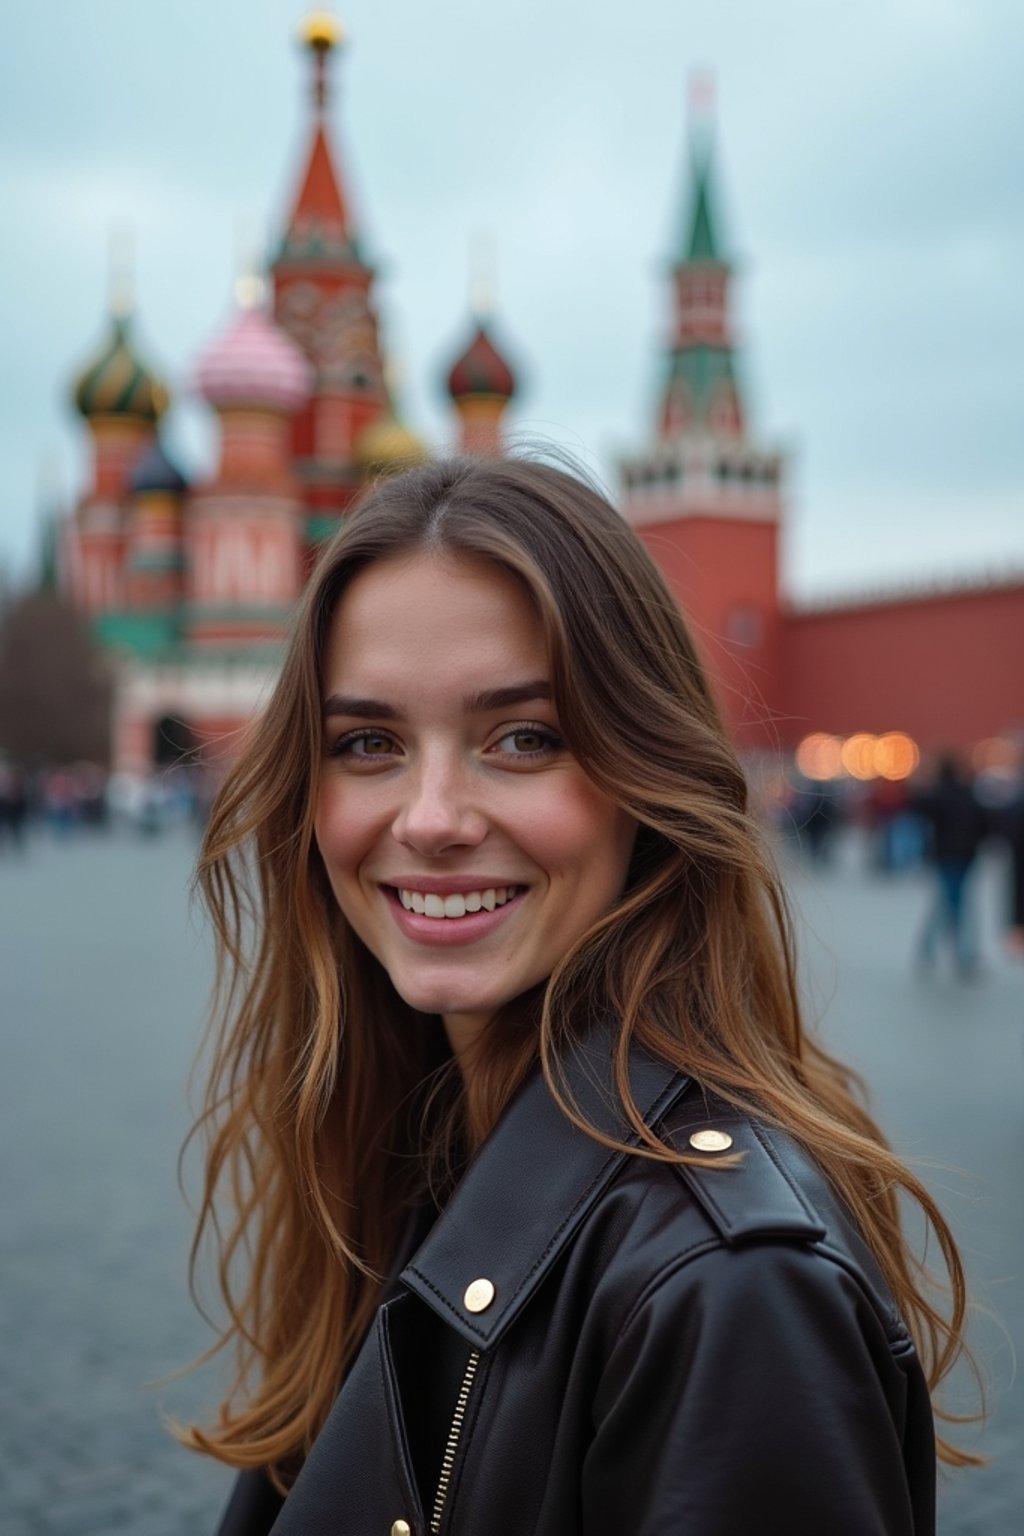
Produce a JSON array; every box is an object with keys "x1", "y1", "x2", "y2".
[{"x1": 314, "y1": 550, "x2": 637, "y2": 1055}]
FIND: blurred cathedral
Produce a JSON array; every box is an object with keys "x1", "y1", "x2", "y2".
[
  {"x1": 61, "y1": 10, "x2": 1023, "y2": 779},
  {"x1": 63, "y1": 11, "x2": 516, "y2": 773}
]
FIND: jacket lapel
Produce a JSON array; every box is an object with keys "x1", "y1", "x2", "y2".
[{"x1": 401, "y1": 1031, "x2": 691, "y2": 1350}]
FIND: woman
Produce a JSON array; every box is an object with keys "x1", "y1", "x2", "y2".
[{"x1": 184, "y1": 457, "x2": 976, "y2": 1535}]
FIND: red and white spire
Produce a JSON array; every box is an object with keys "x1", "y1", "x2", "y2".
[{"x1": 271, "y1": 9, "x2": 389, "y2": 529}]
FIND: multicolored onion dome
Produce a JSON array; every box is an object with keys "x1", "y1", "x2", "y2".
[
  {"x1": 194, "y1": 307, "x2": 313, "y2": 414},
  {"x1": 128, "y1": 437, "x2": 189, "y2": 497},
  {"x1": 72, "y1": 314, "x2": 168, "y2": 422},
  {"x1": 446, "y1": 322, "x2": 516, "y2": 402},
  {"x1": 354, "y1": 411, "x2": 428, "y2": 474}
]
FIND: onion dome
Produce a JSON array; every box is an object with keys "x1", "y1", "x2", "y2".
[
  {"x1": 354, "y1": 410, "x2": 428, "y2": 475},
  {"x1": 194, "y1": 304, "x2": 313, "y2": 414},
  {"x1": 72, "y1": 314, "x2": 168, "y2": 422},
  {"x1": 128, "y1": 437, "x2": 189, "y2": 496},
  {"x1": 446, "y1": 322, "x2": 516, "y2": 402}
]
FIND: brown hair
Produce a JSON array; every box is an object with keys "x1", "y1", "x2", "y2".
[{"x1": 182, "y1": 455, "x2": 979, "y2": 1480}]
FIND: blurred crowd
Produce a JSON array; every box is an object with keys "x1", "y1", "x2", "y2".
[
  {"x1": 0, "y1": 758, "x2": 216, "y2": 846},
  {"x1": 773, "y1": 752, "x2": 1024, "y2": 974}
]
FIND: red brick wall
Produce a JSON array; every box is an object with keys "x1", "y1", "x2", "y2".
[{"x1": 781, "y1": 585, "x2": 1024, "y2": 750}]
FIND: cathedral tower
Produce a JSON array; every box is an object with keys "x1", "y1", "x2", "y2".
[
  {"x1": 445, "y1": 317, "x2": 517, "y2": 457},
  {"x1": 68, "y1": 291, "x2": 167, "y2": 616},
  {"x1": 271, "y1": 11, "x2": 389, "y2": 545},
  {"x1": 444, "y1": 248, "x2": 517, "y2": 457},
  {"x1": 189, "y1": 276, "x2": 312, "y2": 649}
]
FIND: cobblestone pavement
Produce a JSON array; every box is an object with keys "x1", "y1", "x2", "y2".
[{"x1": 1, "y1": 824, "x2": 1020, "y2": 1533}]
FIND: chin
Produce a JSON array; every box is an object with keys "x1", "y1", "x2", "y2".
[{"x1": 393, "y1": 973, "x2": 503, "y2": 1022}]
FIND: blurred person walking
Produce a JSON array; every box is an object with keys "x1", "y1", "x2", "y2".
[
  {"x1": 1003, "y1": 788, "x2": 1024, "y2": 954},
  {"x1": 0, "y1": 762, "x2": 29, "y2": 851},
  {"x1": 914, "y1": 755, "x2": 990, "y2": 979}
]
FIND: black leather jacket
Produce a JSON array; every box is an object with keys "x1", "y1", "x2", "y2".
[{"x1": 217, "y1": 1037, "x2": 936, "y2": 1535}]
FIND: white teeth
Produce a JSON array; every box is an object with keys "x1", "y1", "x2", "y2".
[{"x1": 396, "y1": 886, "x2": 520, "y2": 918}]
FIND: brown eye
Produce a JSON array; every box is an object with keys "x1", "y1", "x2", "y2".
[
  {"x1": 327, "y1": 730, "x2": 398, "y2": 760},
  {"x1": 357, "y1": 733, "x2": 393, "y2": 755},
  {"x1": 493, "y1": 726, "x2": 563, "y2": 760},
  {"x1": 511, "y1": 730, "x2": 546, "y2": 753}
]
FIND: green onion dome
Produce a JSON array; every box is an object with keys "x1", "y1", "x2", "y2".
[{"x1": 72, "y1": 314, "x2": 168, "y2": 423}]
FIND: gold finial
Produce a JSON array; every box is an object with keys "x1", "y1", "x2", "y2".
[
  {"x1": 108, "y1": 225, "x2": 134, "y2": 319},
  {"x1": 235, "y1": 271, "x2": 266, "y2": 310},
  {"x1": 233, "y1": 214, "x2": 266, "y2": 310},
  {"x1": 469, "y1": 230, "x2": 496, "y2": 321},
  {"x1": 299, "y1": 8, "x2": 345, "y2": 52}
]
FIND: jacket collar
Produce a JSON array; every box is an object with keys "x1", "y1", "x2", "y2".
[{"x1": 399, "y1": 1025, "x2": 692, "y2": 1350}]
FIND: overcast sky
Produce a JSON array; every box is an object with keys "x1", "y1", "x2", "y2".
[{"x1": 2, "y1": 0, "x2": 1022, "y2": 599}]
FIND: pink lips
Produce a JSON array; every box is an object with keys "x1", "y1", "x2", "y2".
[{"x1": 382, "y1": 885, "x2": 526, "y2": 947}]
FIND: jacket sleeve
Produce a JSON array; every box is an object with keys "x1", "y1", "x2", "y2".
[{"x1": 582, "y1": 1240, "x2": 935, "y2": 1536}]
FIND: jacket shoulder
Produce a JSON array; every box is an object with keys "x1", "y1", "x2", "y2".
[
  {"x1": 655, "y1": 1087, "x2": 903, "y2": 1332},
  {"x1": 661, "y1": 1090, "x2": 826, "y2": 1243}
]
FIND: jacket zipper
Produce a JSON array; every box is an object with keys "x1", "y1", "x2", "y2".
[{"x1": 429, "y1": 1348, "x2": 481, "y2": 1535}]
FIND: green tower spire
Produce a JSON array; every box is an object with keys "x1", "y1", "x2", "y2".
[
  {"x1": 682, "y1": 141, "x2": 722, "y2": 264},
  {"x1": 675, "y1": 73, "x2": 725, "y2": 267}
]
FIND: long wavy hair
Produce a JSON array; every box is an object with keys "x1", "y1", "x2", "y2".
[{"x1": 182, "y1": 455, "x2": 978, "y2": 1481}]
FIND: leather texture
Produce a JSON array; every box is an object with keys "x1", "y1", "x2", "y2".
[{"x1": 216, "y1": 1036, "x2": 936, "y2": 1535}]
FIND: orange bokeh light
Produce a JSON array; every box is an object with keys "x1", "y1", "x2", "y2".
[
  {"x1": 874, "y1": 732, "x2": 920, "y2": 781},
  {"x1": 840, "y1": 733, "x2": 877, "y2": 780},
  {"x1": 795, "y1": 733, "x2": 844, "y2": 781}
]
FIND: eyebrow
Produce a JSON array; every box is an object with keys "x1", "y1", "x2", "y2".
[{"x1": 322, "y1": 680, "x2": 552, "y2": 721}]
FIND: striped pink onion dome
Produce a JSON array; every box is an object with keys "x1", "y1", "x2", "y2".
[{"x1": 194, "y1": 307, "x2": 313, "y2": 413}]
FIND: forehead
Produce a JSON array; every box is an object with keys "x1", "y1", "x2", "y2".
[{"x1": 322, "y1": 551, "x2": 548, "y2": 694}]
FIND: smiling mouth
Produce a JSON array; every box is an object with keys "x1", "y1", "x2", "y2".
[{"x1": 390, "y1": 885, "x2": 525, "y2": 919}]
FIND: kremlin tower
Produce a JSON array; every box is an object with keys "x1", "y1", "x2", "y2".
[{"x1": 621, "y1": 89, "x2": 784, "y2": 751}]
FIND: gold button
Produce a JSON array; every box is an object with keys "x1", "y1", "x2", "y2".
[
  {"x1": 464, "y1": 1277, "x2": 495, "y2": 1313},
  {"x1": 391, "y1": 1522, "x2": 412, "y2": 1536},
  {"x1": 689, "y1": 1128, "x2": 733, "y2": 1152}
]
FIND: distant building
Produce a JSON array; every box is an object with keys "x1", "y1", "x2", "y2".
[
  {"x1": 621, "y1": 103, "x2": 1024, "y2": 768},
  {"x1": 60, "y1": 13, "x2": 1022, "y2": 778},
  {"x1": 62, "y1": 13, "x2": 515, "y2": 774}
]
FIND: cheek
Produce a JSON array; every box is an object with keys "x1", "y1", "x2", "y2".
[
  {"x1": 314, "y1": 786, "x2": 364, "y2": 879},
  {"x1": 528, "y1": 778, "x2": 635, "y2": 888}
]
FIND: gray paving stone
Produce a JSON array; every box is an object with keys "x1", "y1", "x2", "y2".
[{"x1": 1, "y1": 823, "x2": 1020, "y2": 1531}]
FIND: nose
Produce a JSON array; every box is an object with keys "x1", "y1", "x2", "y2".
[{"x1": 391, "y1": 755, "x2": 487, "y2": 856}]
